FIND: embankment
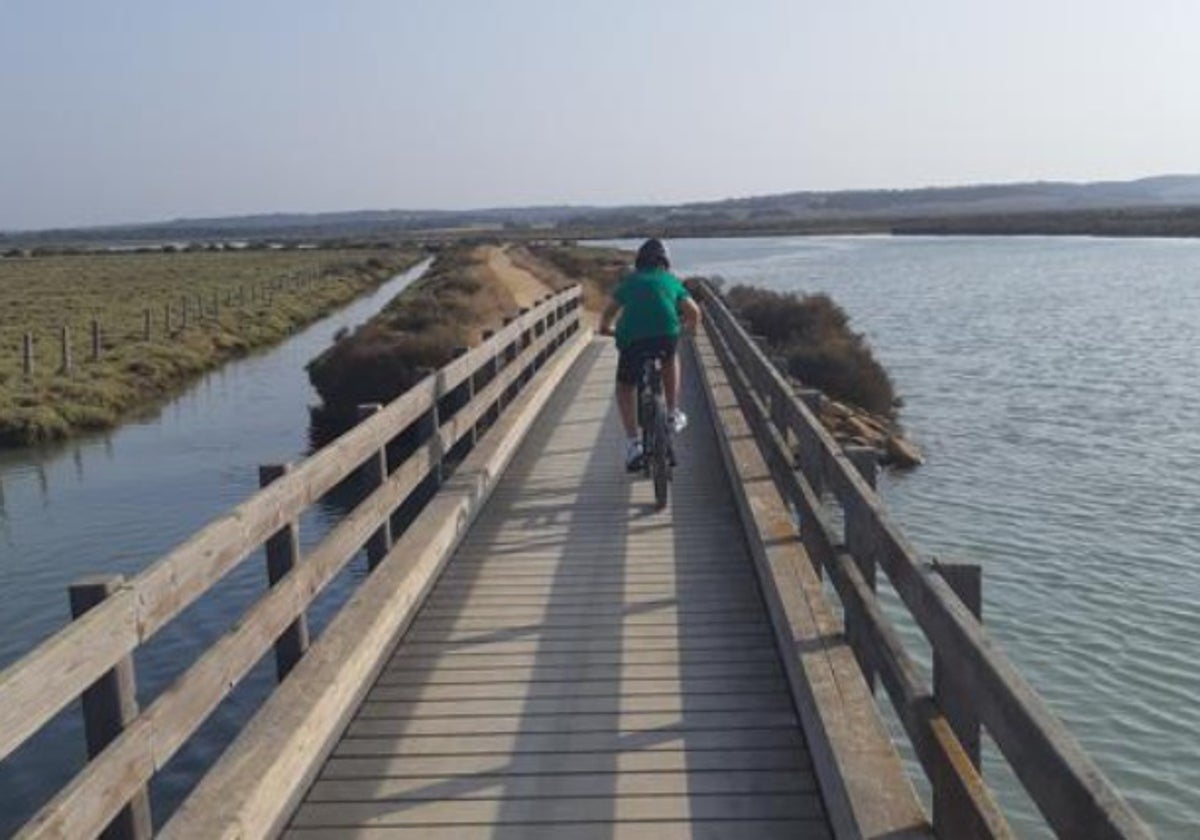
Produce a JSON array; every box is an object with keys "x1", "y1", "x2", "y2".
[{"x1": 307, "y1": 243, "x2": 626, "y2": 429}]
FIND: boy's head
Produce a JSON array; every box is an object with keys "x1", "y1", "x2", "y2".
[{"x1": 635, "y1": 238, "x2": 670, "y2": 271}]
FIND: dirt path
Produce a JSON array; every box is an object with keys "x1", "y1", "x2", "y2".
[{"x1": 483, "y1": 245, "x2": 554, "y2": 309}]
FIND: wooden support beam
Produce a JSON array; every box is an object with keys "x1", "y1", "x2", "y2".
[
  {"x1": 68, "y1": 576, "x2": 152, "y2": 840},
  {"x1": 259, "y1": 464, "x2": 310, "y2": 680},
  {"x1": 357, "y1": 404, "x2": 393, "y2": 571}
]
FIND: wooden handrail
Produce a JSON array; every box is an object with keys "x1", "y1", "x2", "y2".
[
  {"x1": 3, "y1": 286, "x2": 582, "y2": 837},
  {"x1": 695, "y1": 280, "x2": 1152, "y2": 839}
]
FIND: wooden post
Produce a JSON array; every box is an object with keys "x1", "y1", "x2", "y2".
[
  {"x1": 430, "y1": 399, "x2": 444, "y2": 485},
  {"x1": 356, "y1": 403, "x2": 392, "y2": 571},
  {"x1": 845, "y1": 445, "x2": 878, "y2": 491},
  {"x1": 60, "y1": 325, "x2": 72, "y2": 374},
  {"x1": 142, "y1": 309, "x2": 152, "y2": 341},
  {"x1": 843, "y1": 445, "x2": 880, "y2": 692},
  {"x1": 500, "y1": 316, "x2": 515, "y2": 411},
  {"x1": 23, "y1": 332, "x2": 34, "y2": 377},
  {"x1": 259, "y1": 464, "x2": 310, "y2": 680},
  {"x1": 932, "y1": 560, "x2": 984, "y2": 837},
  {"x1": 454, "y1": 347, "x2": 476, "y2": 447},
  {"x1": 797, "y1": 387, "x2": 824, "y2": 417},
  {"x1": 90, "y1": 319, "x2": 101, "y2": 361},
  {"x1": 180, "y1": 296, "x2": 189, "y2": 329},
  {"x1": 519, "y1": 308, "x2": 532, "y2": 386},
  {"x1": 69, "y1": 575, "x2": 153, "y2": 840},
  {"x1": 482, "y1": 329, "x2": 500, "y2": 426},
  {"x1": 164, "y1": 302, "x2": 172, "y2": 334},
  {"x1": 213, "y1": 293, "x2": 220, "y2": 323},
  {"x1": 796, "y1": 387, "x2": 826, "y2": 495}
]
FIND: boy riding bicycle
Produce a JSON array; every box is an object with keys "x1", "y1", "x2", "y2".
[{"x1": 599, "y1": 239, "x2": 702, "y2": 470}]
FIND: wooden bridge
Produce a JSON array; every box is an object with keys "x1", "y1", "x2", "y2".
[{"x1": 1, "y1": 285, "x2": 1153, "y2": 838}]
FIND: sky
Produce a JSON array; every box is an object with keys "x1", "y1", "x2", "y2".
[{"x1": 2, "y1": 0, "x2": 1199, "y2": 231}]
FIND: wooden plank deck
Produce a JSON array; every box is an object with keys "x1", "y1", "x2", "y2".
[{"x1": 285, "y1": 340, "x2": 831, "y2": 839}]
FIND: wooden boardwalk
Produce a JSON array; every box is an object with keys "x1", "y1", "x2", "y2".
[
  {"x1": 286, "y1": 341, "x2": 830, "y2": 838},
  {"x1": 4, "y1": 286, "x2": 1152, "y2": 839}
]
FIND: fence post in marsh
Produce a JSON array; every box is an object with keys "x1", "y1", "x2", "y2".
[
  {"x1": 356, "y1": 403, "x2": 393, "y2": 571},
  {"x1": 164, "y1": 302, "x2": 172, "y2": 334},
  {"x1": 68, "y1": 575, "x2": 153, "y2": 840},
  {"x1": 180, "y1": 296, "x2": 189, "y2": 330},
  {"x1": 23, "y1": 332, "x2": 34, "y2": 377},
  {"x1": 212, "y1": 294, "x2": 220, "y2": 325},
  {"x1": 90, "y1": 319, "x2": 101, "y2": 361},
  {"x1": 931, "y1": 560, "x2": 984, "y2": 836},
  {"x1": 258, "y1": 464, "x2": 310, "y2": 680},
  {"x1": 143, "y1": 309, "x2": 152, "y2": 341},
  {"x1": 60, "y1": 326, "x2": 72, "y2": 374}
]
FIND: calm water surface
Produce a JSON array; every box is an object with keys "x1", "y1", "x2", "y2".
[
  {"x1": 659, "y1": 236, "x2": 1199, "y2": 837},
  {"x1": 0, "y1": 259, "x2": 429, "y2": 833}
]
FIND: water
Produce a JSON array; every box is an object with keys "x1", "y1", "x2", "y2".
[
  {"x1": 651, "y1": 235, "x2": 1199, "y2": 837},
  {"x1": 0, "y1": 258, "x2": 429, "y2": 833}
]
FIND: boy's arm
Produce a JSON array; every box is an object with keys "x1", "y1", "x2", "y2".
[
  {"x1": 679, "y1": 295, "x2": 701, "y2": 334},
  {"x1": 599, "y1": 299, "x2": 621, "y2": 336}
]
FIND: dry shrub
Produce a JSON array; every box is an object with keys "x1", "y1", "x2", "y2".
[
  {"x1": 724, "y1": 284, "x2": 896, "y2": 416},
  {"x1": 308, "y1": 322, "x2": 463, "y2": 414},
  {"x1": 306, "y1": 246, "x2": 500, "y2": 427}
]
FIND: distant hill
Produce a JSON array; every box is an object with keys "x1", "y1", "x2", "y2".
[{"x1": 6, "y1": 174, "x2": 1200, "y2": 247}]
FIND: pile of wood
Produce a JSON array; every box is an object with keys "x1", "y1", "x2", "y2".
[{"x1": 814, "y1": 393, "x2": 923, "y2": 468}]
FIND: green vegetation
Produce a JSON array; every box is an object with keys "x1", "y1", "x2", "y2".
[
  {"x1": 722, "y1": 284, "x2": 897, "y2": 417},
  {"x1": 0, "y1": 249, "x2": 423, "y2": 446}
]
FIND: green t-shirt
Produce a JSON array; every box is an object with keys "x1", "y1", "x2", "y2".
[{"x1": 613, "y1": 269, "x2": 691, "y2": 349}]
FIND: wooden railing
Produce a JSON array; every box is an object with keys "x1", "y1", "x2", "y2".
[
  {"x1": 0, "y1": 286, "x2": 584, "y2": 839},
  {"x1": 695, "y1": 280, "x2": 1152, "y2": 840}
]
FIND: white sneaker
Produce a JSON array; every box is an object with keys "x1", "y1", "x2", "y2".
[
  {"x1": 670, "y1": 409, "x2": 688, "y2": 434},
  {"x1": 625, "y1": 439, "x2": 644, "y2": 471}
]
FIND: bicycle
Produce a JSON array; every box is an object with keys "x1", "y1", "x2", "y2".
[{"x1": 636, "y1": 353, "x2": 674, "y2": 510}]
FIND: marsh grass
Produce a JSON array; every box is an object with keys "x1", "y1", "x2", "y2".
[{"x1": 0, "y1": 249, "x2": 422, "y2": 446}]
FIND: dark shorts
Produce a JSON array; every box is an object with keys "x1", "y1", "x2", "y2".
[{"x1": 616, "y1": 336, "x2": 678, "y2": 386}]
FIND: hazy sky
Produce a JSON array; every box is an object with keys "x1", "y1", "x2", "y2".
[{"x1": 3, "y1": 0, "x2": 1198, "y2": 230}]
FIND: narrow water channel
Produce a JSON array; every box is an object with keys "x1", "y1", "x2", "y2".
[{"x1": 0, "y1": 258, "x2": 430, "y2": 832}]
